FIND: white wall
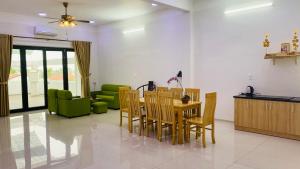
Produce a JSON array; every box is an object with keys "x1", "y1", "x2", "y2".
[
  {"x1": 97, "y1": 9, "x2": 191, "y2": 89},
  {"x1": 193, "y1": 0, "x2": 300, "y2": 121},
  {"x1": 0, "y1": 12, "x2": 101, "y2": 91}
]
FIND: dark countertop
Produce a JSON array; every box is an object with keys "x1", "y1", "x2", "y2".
[{"x1": 234, "y1": 94, "x2": 300, "y2": 103}]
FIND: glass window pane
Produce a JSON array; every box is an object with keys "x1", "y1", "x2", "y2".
[
  {"x1": 67, "y1": 52, "x2": 81, "y2": 96},
  {"x1": 46, "y1": 51, "x2": 64, "y2": 90},
  {"x1": 9, "y1": 49, "x2": 23, "y2": 110},
  {"x1": 26, "y1": 50, "x2": 45, "y2": 107}
]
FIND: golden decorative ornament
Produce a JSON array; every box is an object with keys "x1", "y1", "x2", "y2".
[
  {"x1": 292, "y1": 31, "x2": 299, "y2": 52},
  {"x1": 263, "y1": 34, "x2": 270, "y2": 54}
]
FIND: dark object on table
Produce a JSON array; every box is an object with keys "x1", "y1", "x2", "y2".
[
  {"x1": 246, "y1": 86, "x2": 254, "y2": 96},
  {"x1": 181, "y1": 95, "x2": 190, "y2": 104},
  {"x1": 136, "y1": 81, "x2": 156, "y2": 97},
  {"x1": 148, "y1": 81, "x2": 155, "y2": 91}
]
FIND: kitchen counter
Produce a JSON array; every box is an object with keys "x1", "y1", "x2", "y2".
[
  {"x1": 233, "y1": 94, "x2": 300, "y2": 103},
  {"x1": 234, "y1": 95, "x2": 300, "y2": 140}
]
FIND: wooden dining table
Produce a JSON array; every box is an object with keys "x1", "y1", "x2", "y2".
[{"x1": 139, "y1": 98, "x2": 201, "y2": 144}]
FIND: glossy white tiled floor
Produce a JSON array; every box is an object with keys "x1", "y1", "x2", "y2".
[{"x1": 1, "y1": 110, "x2": 300, "y2": 169}]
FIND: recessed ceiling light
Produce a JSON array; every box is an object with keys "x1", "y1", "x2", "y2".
[
  {"x1": 152, "y1": 3, "x2": 158, "y2": 7},
  {"x1": 89, "y1": 21, "x2": 96, "y2": 24},
  {"x1": 38, "y1": 12, "x2": 47, "y2": 17}
]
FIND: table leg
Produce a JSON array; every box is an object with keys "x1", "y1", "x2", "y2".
[
  {"x1": 196, "y1": 104, "x2": 202, "y2": 138},
  {"x1": 178, "y1": 109, "x2": 183, "y2": 144}
]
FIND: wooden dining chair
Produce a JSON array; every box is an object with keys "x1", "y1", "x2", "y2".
[
  {"x1": 128, "y1": 90, "x2": 146, "y2": 136},
  {"x1": 186, "y1": 92, "x2": 217, "y2": 148},
  {"x1": 185, "y1": 88, "x2": 201, "y2": 118},
  {"x1": 185, "y1": 88, "x2": 200, "y2": 102},
  {"x1": 119, "y1": 87, "x2": 131, "y2": 126},
  {"x1": 144, "y1": 91, "x2": 159, "y2": 137},
  {"x1": 158, "y1": 91, "x2": 177, "y2": 144},
  {"x1": 156, "y1": 86, "x2": 168, "y2": 92},
  {"x1": 170, "y1": 88, "x2": 183, "y2": 100}
]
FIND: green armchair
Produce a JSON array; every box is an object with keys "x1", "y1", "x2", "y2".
[
  {"x1": 57, "y1": 90, "x2": 91, "y2": 118},
  {"x1": 91, "y1": 84, "x2": 131, "y2": 109},
  {"x1": 48, "y1": 89, "x2": 58, "y2": 114}
]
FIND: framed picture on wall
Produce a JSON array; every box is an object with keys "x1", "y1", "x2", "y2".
[{"x1": 281, "y1": 43, "x2": 290, "y2": 53}]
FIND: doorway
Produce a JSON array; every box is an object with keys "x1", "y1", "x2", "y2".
[{"x1": 8, "y1": 46, "x2": 81, "y2": 113}]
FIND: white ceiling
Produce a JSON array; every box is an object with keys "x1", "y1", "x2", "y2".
[{"x1": 0, "y1": 0, "x2": 169, "y2": 25}]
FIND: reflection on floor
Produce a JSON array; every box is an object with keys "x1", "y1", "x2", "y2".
[{"x1": 1, "y1": 110, "x2": 300, "y2": 169}]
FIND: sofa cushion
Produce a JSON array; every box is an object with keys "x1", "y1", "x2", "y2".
[
  {"x1": 96, "y1": 95, "x2": 114, "y2": 102},
  {"x1": 101, "y1": 84, "x2": 130, "y2": 92},
  {"x1": 101, "y1": 84, "x2": 120, "y2": 92},
  {"x1": 101, "y1": 91, "x2": 117, "y2": 96},
  {"x1": 57, "y1": 90, "x2": 73, "y2": 100}
]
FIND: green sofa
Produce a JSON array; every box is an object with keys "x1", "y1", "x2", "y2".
[
  {"x1": 48, "y1": 89, "x2": 59, "y2": 114},
  {"x1": 91, "y1": 84, "x2": 131, "y2": 109},
  {"x1": 56, "y1": 90, "x2": 91, "y2": 118}
]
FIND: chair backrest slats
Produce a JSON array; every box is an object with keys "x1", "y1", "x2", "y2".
[
  {"x1": 144, "y1": 91, "x2": 159, "y2": 120},
  {"x1": 170, "y1": 88, "x2": 183, "y2": 100},
  {"x1": 156, "y1": 87, "x2": 168, "y2": 92},
  {"x1": 119, "y1": 87, "x2": 131, "y2": 110},
  {"x1": 158, "y1": 91, "x2": 175, "y2": 123},
  {"x1": 128, "y1": 90, "x2": 141, "y2": 118},
  {"x1": 185, "y1": 88, "x2": 200, "y2": 101},
  {"x1": 203, "y1": 92, "x2": 217, "y2": 125}
]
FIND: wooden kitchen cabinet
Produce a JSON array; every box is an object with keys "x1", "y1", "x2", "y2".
[
  {"x1": 290, "y1": 103, "x2": 300, "y2": 135},
  {"x1": 234, "y1": 98, "x2": 300, "y2": 141}
]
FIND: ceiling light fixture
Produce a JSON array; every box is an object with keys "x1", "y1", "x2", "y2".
[
  {"x1": 59, "y1": 20, "x2": 77, "y2": 27},
  {"x1": 224, "y1": 2, "x2": 273, "y2": 14},
  {"x1": 152, "y1": 3, "x2": 158, "y2": 7},
  {"x1": 38, "y1": 12, "x2": 47, "y2": 17},
  {"x1": 123, "y1": 27, "x2": 145, "y2": 34}
]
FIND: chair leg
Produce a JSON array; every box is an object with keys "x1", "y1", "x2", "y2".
[
  {"x1": 146, "y1": 120, "x2": 149, "y2": 137},
  {"x1": 212, "y1": 123, "x2": 216, "y2": 144},
  {"x1": 139, "y1": 117, "x2": 143, "y2": 136},
  {"x1": 129, "y1": 117, "x2": 133, "y2": 133},
  {"x1": 158, "y1": 123, "x2": 162, "y2": 142},
  {"x1": 172, "y1": 124, "x2": 176, "y2": 145},
  {"x1": 202, "y1": 126, "x2": 206, "y2": 148},
  {"x1": 186, "y1": 122, "x2": 190, "y2": 143},
  {"x1": 120, "y1": 110, "x2": 122, "y2": 126}
]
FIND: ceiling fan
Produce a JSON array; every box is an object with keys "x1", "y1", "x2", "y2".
[{"x1": 46, "y1": 2, "x2": 94, "y2": 27}]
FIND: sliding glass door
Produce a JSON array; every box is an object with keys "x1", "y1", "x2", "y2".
[
  {"x1": 8, "y1": 49, "x2": 23, "y2": 110},
  {"x1": 67, "y1": 51, "x2": 81, "y2": 96},
  {"x1": 10, "y1": 46, "x2": 79, "y2": 113},
  {"x1": 26, "y1": 49, "x2": 46, "y2": 108},
  {"x1": 46, "y1": 51, "x2": 64, "y2": 90}
]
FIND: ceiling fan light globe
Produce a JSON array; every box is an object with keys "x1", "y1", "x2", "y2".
[
  {"x1": 59, "y1": 21, "x2": 65, "y2": 27},
  {"x1": 64, "y1": 21, "x2": 70, "y2": 26},
  {"x1": 70, "y1": 22, "x2": 76, "y2": 27}
]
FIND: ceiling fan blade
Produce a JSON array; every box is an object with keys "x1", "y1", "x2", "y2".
[
  {"x1": 75, "y1": 20, "x2": 91, "y2": 23},
  {"x1": 48, "y1": 21, "x2": 59, "y2": 23},
  {"x1": 45, "y1": 17, "x2": 60, "y2": 20}
]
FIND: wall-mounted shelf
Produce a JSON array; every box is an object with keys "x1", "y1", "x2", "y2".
[{"x1": 264, "y1": 52, "x2": 300, "y2": 65}]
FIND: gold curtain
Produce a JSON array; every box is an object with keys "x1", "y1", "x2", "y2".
[
  {"x1": 0, "y1": 34, "x2": 13, "y2": 117},
  {"x1": 72, "y1": 41, "x2": 91, "y2": 98}
]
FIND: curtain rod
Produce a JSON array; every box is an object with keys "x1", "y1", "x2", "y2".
[{"x1": 13, "y1": 36, "x2": 73, "y2": 42}]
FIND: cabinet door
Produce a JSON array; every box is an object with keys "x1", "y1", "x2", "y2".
[
  {"x1": 252, "y1": 100, "x2": 269, "y2": 131},
  {"x1": 290, "y1": 103, "x2": 300, "y2": 135},
  {"x1": 268, "y1": 101, "x2": 290, "y2": 134},
  {"x1": 235, "y1": 99, "x2": 253, "y2": 128}
]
